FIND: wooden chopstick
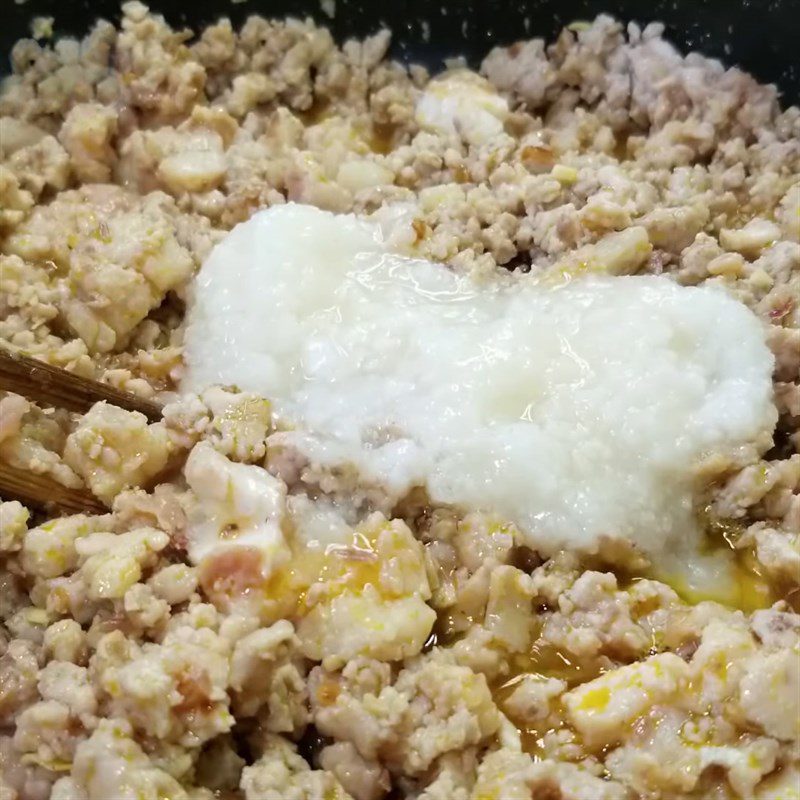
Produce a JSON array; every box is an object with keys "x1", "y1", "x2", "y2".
[
  {"x1": 0, "y1": 349, "x2": 162, "y2": 421},
  {"x1": 0, "y1": 462, "x2": 107, "y2": 515},
  {"x1": 0, "y1": 348, "x2": 164, "y2": 515}
]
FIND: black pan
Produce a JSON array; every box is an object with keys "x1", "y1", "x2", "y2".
[{"x1": 4, "y1": 0, "x2": 800, "y2": 105}]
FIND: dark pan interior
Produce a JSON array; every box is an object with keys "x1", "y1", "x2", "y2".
[{"x1": 3, "y1": 0, "x2": 800, "y2": 105}]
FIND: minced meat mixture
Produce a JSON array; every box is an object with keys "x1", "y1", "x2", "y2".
[{"x1": 0, "y1": 4, "x2": 798, "y2": 799}]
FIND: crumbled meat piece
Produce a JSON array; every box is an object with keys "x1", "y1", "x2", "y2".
[{"x1": 63, "y1": 402, "x2": 172, "y2": 503}]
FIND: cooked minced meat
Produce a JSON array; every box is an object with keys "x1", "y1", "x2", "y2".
[{"x1": 0, "y1": 4, "x2": 798, "y2": 799}]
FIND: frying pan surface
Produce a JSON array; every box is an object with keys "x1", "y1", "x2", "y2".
[{"x1": 3, "y1": 0, "x2": 800, "y2": 105}]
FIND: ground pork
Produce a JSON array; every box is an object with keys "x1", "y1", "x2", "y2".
[{"x1": 0, "y1": 6, "x2": 798, "y2": 800}]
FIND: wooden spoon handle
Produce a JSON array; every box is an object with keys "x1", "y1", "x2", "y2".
[
  {"x1": 0, "y1": 349, "x2": 162, "y2": 421},
  {"x1": 0, "y1": 461, "x2": 106, "y2": 515}
]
